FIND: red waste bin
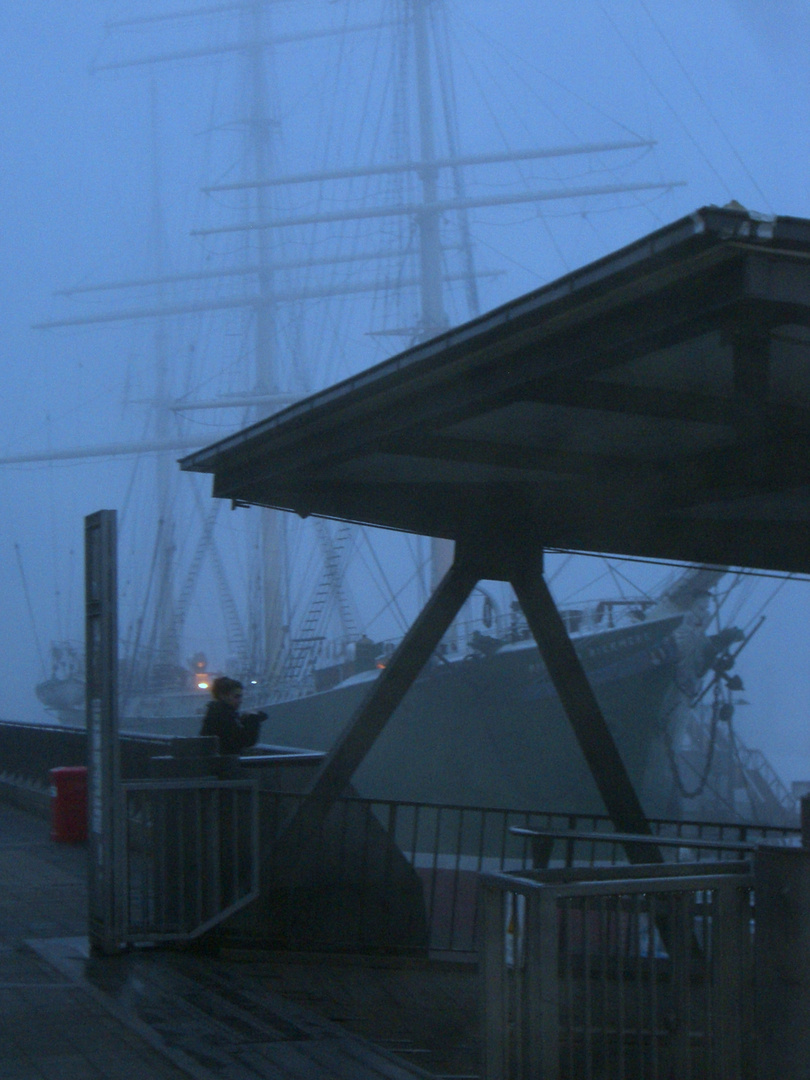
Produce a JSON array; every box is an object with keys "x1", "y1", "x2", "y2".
[{"x1": 50, "y1": 766, "x2": 88, "y2": 843}]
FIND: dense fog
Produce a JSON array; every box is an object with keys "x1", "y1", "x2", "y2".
[{"x1": 1, "y1": 1, "x2": 809, "y2": 796}]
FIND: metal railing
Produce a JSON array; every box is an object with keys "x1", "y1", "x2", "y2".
[
  {"x1": 0, "y1": 719, "x2": 181, "y2": 787},
  {"x1": 480, "y1": 862, "x2": 755, "y2": 1080},
  {"x1": 120, "y1": 777, "x2": 259, "y2": 942},
  {"x1": 259, "y1": 792, "x2": 796, "y2": 955}
]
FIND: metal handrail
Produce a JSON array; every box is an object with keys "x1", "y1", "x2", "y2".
[
  {"x1": 482, "y1": 864, "x2": 754, "y2": 897},
  {"x1": 239, "y1": 751, "x2": 325, "y2": 767},
  {"x1": 509, "y1": 824, "x2": 771, "y2": 853}
]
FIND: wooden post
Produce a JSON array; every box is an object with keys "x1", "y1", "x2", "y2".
[
  {"x1": 713, "y1": 881, "x2": 744, "y2": 1080},
  {"x1": 510, "y1": 551, "x2": 661, "y2": 862},
  {"x1": 480, "y1": 878, "x2": 508, "y2": 1080},
  {"x1": 271, "y1": 555, "x2": 479, "y2": 869},
  {"x1": 85, "y1": 510, "x2": 124, "y2": 954},
  {"x1": 535, "y1": 888, "x2": 561, "y2": 1080}
]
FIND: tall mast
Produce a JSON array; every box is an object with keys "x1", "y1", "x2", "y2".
[
  {"x1": 411, "y1": 0, "x2": 455, "y2": 589},
  {"x1": 412, "y1": 0, "x2": 448, "y2": 341},
  {"x1": 242, "y1": 0, "x2": 287, "y2": 679},
  {"x1": 149, "y1": 78, "x2": 180, "y2": 681},
  {"x1": 20, "y1": 1, "x2": 685, "y2": 703}
]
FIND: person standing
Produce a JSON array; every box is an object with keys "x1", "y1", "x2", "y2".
[{"x1": 200, "y1": 676, "x2": 266, "y2": 755}]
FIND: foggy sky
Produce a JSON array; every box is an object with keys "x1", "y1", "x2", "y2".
[{"x1": 1, "y1": 1, "x2": 810, "y2": 789}]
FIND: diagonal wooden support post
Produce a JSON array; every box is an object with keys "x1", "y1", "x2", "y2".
[
  {"x1": 271, "y1": 554, "x2": 480, "y2": 869},
  {"x1": 510, "y1": 551, "x2": 663, "y2": 865}
]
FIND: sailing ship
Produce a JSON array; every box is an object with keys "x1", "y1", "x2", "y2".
[{"x1": 19, "y1": 2, "x2": 795, "y2": 824}]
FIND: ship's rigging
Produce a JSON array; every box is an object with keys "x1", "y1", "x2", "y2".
[{"x1": 11, "y1": 0, "x2": 685, "y2": 699}]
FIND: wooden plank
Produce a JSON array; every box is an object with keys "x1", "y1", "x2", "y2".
[
  {"x1": 301, "y1": 1035, "x2": 435, "y2": 1080},
  {"x1": 236, "y1": 1039, "x2": 356, "y2": 1080}
]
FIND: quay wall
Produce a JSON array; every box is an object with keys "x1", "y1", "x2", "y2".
[{"x1": 0, "y1": 719, "x2": 176, "y2": 816}]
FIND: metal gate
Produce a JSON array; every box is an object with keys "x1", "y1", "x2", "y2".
[
  {"x1": 119, "y1": 777, "x2": 259, "y2": 942},
  {"x1": 480, "y1": 861, "x2": 755, "y2": 1079}
]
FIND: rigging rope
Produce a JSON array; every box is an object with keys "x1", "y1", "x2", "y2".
[
  {"x1": 636, "y1": 0, "x2": 773, "y2": 212},
  {"x1": 14, "y1": 543, "x2": 47, "y2": 678},
  {"x1": 595, "y1": 1, "x2": 735, "y2": 203},
  {"x1": 663, "y1": 683, "x2": 723, "y2": 800}
]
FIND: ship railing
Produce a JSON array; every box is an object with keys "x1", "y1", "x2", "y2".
[
  {"x1": 119, "y1": 777, "x2": 259, "y2": 942},
  {"x1": 479, "y1": 859, "x2": 755, "y2": 1080},
  {"x1": 259, "y1": 790, "x2": 797, "y2": 956},
  {"x1": 273, "y1": 594, "x2": 632, "y2": 687}
]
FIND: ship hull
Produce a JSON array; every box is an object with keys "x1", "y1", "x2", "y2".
[
  {"x1": 262, "y1": 615, "x2": 682, "y2": 817},
  {"x1": 120, "y1": 613, "x2": 685, "y2": 817}
]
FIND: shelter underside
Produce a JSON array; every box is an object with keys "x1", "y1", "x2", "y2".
[{"x1": 184, "y1": 205, "x2": 810, "y2": 575}]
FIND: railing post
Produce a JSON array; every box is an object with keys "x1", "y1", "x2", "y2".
[
  {"x1": 534, "y1": 888, "x2": 560, "y2": 1080},
  {"x1": 754, "y1": 841, "x2": 810, "y2": 1079},
  {"x1": 669, "y1": 889, "x2": 692, "y2": 1076},
  {"x1": 713, "y1": 881, "x2": 744, "y2": 1080},
  {"x1": 480, "y1": 878, "x2": 508, "y2": 1080}
]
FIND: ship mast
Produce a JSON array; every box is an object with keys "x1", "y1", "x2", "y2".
[
  {"x1": 16, "y1": 0, "x2": 684, "y2": 702},
  {"x1": 412, "y1": 0, "x2": 448, "y2": 342},
  {"x1": 410, "y1": 0, "x2": 454, "y2": 590},
  {"x1": 244, "y1": 0, "x2": 287, "y2": 678},
  {"x1": 149, "y1": 78, "x2": 182, "y2": 682}
]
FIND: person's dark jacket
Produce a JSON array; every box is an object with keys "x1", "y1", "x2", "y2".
[{"x1": 200, "y1": 699, "x2": 266, "y2": 755}]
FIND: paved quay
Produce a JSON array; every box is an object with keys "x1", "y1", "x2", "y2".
[
  {"x1": 0, "y1": 799, "x2": 478, "y2": 1080},
  {"x1": 0, "y1": 800, "x2": 192, "y2": 1080}
]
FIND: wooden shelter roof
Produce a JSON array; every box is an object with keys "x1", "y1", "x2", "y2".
[{"x1": 182, "y1": 205, "x2": 810, "y2": 574}]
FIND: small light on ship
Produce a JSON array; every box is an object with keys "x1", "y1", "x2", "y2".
[
  {"x1": 250, "y1": 679, "x2": 258, "y2": 685},
  {"x1": 195, "y1": 675, "x2": 210, "y2": 690},
  {"x1": 376, "y1": 661, "x2": 386, "y2": 670}
]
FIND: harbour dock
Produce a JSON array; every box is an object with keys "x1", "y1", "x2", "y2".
[{"x1": 0, "y1": 797, "x2": 479, "y2": 1079}]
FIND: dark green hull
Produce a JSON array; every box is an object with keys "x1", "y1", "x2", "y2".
[{"x1": 256, "y1": 614, "x2": 684, "y2": 817}]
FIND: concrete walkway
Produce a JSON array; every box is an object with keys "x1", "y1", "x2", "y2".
[
  {"x1": 0, "y1": 800, "x2": 448, "y2": 1080},
  {"x1": 0, "y1": 800, "x2": 192, "y2": 1079}
]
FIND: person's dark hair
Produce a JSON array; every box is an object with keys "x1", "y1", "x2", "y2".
[{"x1": 211, "y1": 675, "x2": 243, "y2": 701}]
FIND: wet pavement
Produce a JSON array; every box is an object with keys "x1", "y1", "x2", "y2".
[
  {"x1": 0, "y1": 800, "x2": 192, "y2": 1079},
  {"x1": 0, "y1": 799, "x2": 477, "y2": 1079}
]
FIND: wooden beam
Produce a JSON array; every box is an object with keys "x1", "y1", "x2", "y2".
[
  {"x1": 270, "y1": 554, "x2": 480, "y2": 869},
  {"x1": 732, "y1": 327, "x2": 770, "y2": 401},
  {"x1": 376, "y1": 431, "x2": 647, "y2": 480},
  {"x1": 523, "y1": 375, "x2": 810, "y2": 435},
  {"x1": 668, "y1": 433, "x2": 810, "y2": 509},
  {"x1": 510, "y1": 550, "x2": 663, "y2": 864}
]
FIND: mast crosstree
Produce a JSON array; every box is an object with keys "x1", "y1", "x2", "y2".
[{"x1": 17, "y1": 0, "x2": 680, "y2": 700}]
